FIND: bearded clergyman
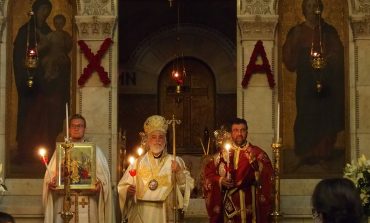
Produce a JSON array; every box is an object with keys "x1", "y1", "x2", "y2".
[{"x1": 118, "y1": 115, "x2": 194, "y2": 223}]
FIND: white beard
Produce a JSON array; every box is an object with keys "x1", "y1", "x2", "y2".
[{"x1": 150, "y1": 144, "x2": 165, "y2": 155}]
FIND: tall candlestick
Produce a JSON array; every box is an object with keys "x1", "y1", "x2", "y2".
[
  {"x1": 66, "y1": 103, "x2": 69, "y2": 141},
  {"x1": 276, "y1": 102, "x2": 280, "y2": 142}
]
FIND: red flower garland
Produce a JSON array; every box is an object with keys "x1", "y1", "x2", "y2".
[
  {"x1": 241, "y1": 40, "x2": 275, "y2": 89},
  {"x1": 77, "y1": 38, "x2": 113, "y2": 86}
]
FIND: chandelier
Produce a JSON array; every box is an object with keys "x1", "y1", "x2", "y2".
[{"x1": 25, "y1": 10, "x2": 39, "y2": 88}]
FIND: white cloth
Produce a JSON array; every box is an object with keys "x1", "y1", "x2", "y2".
[
  {"x1": 118, "y1": 152, "x2": 194, "y2": 223},
  {"x1": 42, "y1": 145, "x2": 115, "y2": 223}
]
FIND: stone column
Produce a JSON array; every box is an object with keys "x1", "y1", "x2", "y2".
[
  {"x1": 75, "y1": 0, "x2": 118, "y2": 183},
  {"x1": 237, "y1": 0, "x2": 278, "y2": 151},
  {"x1": 349, "y1": 5, "x2": 370, "y2": 159},
  {"x1": 0, "y1": 11, "x2": 6, "y2": 186}
]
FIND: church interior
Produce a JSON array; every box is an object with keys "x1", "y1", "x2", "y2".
[{"x1": 1, "y1": 0, "x2": 370, "y2": 222}]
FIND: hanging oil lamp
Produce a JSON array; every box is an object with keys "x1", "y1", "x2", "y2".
[
  {"x1": 171, "y1": 58, "x2": 186, "y2": 94},
  {"x1": 310, "y1": 1, "x2": 326, "y2": 93},
  {"x1": 170, "y1": 2, "x2": 186, "y2": 95},
  {"x1": 25, "y1": 10, "x2": 39, "y2": 88},
  {"x1": 310, "y1": 4, "x2": 326, "y2": 70}
]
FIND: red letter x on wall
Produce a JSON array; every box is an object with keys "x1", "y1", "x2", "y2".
[{"x1": 77, "y1": 38, "x2": 113, "y2": 86}]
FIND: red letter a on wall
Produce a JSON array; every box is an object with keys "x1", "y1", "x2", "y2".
[{"x1": 241, "y1": 40, "x2": 275, "y2": 89}]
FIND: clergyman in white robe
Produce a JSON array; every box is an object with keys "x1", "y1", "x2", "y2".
[{"x1": 118, "y1": 151, "x2": 194, "y2": 223}]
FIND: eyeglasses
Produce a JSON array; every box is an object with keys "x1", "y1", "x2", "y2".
[{"x1": 70, "y1": 124, "x2": 85, "y2": 129}]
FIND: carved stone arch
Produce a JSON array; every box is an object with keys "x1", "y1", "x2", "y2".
[{"x1": 125, "y1": 24, "x2": 236, "y2": 94}]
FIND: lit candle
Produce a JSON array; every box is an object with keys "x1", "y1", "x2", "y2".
[
  {"x1": 276, "y1": 102, "x2": 280, "y2": 142},
  {"x1": 66, "y1": 103, "x2": 69, "y2": 141},
  {"x1": 38, "y1": 147, "x2": 52, "y2": 181},
  {"x1": 137, "y1": 147, "x2": 144, "y2": 156},
  {"x1": 224, "y1": 143, "x2": 231, "y2": 179},
  {"x1": 128, "y1": 156, "x2": 137, "y2": 203},
  {"x1": 128, "y1": 156, "x2": 135, "y2": 166},
  {"x1": 128, "y1": 156, "x2": 136, "y2": 179}
]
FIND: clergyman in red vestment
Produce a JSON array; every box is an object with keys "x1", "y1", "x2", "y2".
[{"x1": 203, "y1": 118, "x2": 273, "y2": 223}]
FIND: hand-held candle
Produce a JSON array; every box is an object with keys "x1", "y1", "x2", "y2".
[
  {"x1": 128, "y1": 156, "x2": 136, "y2": 177},
  {"x1": 38, "y1": 147, "x2": 51, "y2": 181},
  {"x1": 224, "y1": 143, "x2": 231, "y2": 179}
]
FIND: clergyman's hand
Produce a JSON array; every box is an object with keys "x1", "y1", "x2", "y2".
[
  {"x1": 221, "y1": 177, "x2": 234, "y2": 189},
  {"x1": 92, "y1": 180, "x2": 101, "y2": 194},
  {"x1": 127, "y1": 185, "x2": 136, "y2": 197},
  {"x1": 171, "y1": 160, "x2": 182, "y2": 173},
  {"x1": 48, "y1": 177, "x2": 57, "y2": 191}
]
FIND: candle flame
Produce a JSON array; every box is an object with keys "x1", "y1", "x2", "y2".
[
  {"x1": 38, "y1": 147, "x2": 47, "y2": 157},
  {"x1": 128, "y1": 156, "x2": 135, "y2": 165},
  {"x1": 28, "y1": 49, "x2": 37, "y2": 56},
  {"x1": 224, "y1": 143, "x2": 231, "y2": 151},
  {"x1": 137, "y1": 147, "x2": 144, "y2": 156}
]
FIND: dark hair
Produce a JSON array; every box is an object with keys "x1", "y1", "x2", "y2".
[
  {"x1": 69, "y1": 114, "x2": 86, "y2": 128},
  {"x1": 54, "y1": 14, "x2": 66, "y2": 24},
  {"x1": 32, "y1": 0, "x2": 52, "y2": 13},
  {"x1": 229, "y1": 118, "x2": 248, "y2": 130},
  {"x1": 312, "y1": 178, "x2": 363, "y2": 223},
  {"x1": 0, "y1": 212, "x2": 15, "y2": 223},
  {"x1": 302, "y1": 0, "x2": 324, "y2": 17}
]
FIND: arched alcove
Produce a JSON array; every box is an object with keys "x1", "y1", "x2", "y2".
[
  {"x1": 159, "y1": 57, "x2": 216, "y2": 153},
  {"x1": 119, "y1": 25, "x2": 236, "y2": 151}
]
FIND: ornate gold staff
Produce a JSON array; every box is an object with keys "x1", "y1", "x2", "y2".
[{"x1": 167, "y1": 115, "x2": 181, "y2": 222}]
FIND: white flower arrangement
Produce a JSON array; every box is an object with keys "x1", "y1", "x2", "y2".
[
  {"x1": 0, "y1": 163, "x2": 7, "y2": 193},
  {"x1": 343, "y1": 154, "x2": 370, "y2": 214}
]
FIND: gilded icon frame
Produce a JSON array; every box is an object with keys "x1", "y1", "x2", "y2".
[{"x1": 56, "y1": 142, "x2": 96, "y2": 190}]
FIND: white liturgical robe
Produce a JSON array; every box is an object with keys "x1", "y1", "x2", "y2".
[
  {"x1": 118, "y1": 152, "x2": 194, "y2": 223},
  {"x1": 42, "y1": 145, "x2": 115, "y2": 223}
]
